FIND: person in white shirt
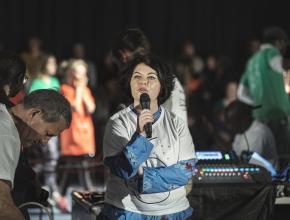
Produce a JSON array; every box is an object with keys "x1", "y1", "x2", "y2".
[{"x1": 224, "y1": 100, "x2": 278, "y2": 167}]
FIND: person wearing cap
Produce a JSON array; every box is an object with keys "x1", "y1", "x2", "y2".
[
  {"x1": 224, "y1": 100, "x2": 278, "y2": 168},
  {"x1": 237, "y1": 26, "x2": 290, "y2": 167}
]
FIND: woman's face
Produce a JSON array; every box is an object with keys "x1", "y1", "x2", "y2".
[
  {"x1": 73, "y1": 64, "x2": 87, "y2": 80},
  {"x1": 46, "y1": 56, "x2": 57, "y2": 76},
  {"x1": 130, "y1": 63, "x2": 161, "y2": 105},
  {"x1": 226, "y1": 82, "x2": 237, "y2": 100}
]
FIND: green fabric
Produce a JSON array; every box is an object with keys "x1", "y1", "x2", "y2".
[
  {"x1": 240, "y1": 46, "x2": 290, "y2": 123},
  {"x1": 28, "y1": 76, "x2": 60, "y2": 93}
]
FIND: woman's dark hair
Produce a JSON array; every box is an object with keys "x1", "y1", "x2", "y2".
[
  {"x1": 22, "y1": 89, "x2": 72, "y2": 128},
  {"x1": 0, "y1": 51, "x2": 26, "y2": 106},
  {"x1": 121, "y1": 55, "x2": 174, "y2": 105}
]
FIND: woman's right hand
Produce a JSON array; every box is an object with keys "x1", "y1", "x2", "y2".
[{"x1": 137, "y1": 109, "x2": 154, "y2": 137}]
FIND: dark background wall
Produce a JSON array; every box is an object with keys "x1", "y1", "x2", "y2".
[{"x1": 0, "y1": 0, "x2": 289, "y2": 75}]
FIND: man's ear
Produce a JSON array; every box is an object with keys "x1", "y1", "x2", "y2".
[{"x1": 26, "y1": 108, "x2": 42, "y2": 121}]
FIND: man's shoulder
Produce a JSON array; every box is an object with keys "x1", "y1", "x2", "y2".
[
  {"x1": 0, "y1": 106, "x2": 17, "y2": 137},
  {"x1": 250, "y1": 120, "x2": 273, "y2": 137}
]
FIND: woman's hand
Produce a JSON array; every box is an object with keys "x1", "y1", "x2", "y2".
[
  {"x1": 72, "y1": 75, "x2": 89, "y2": 113},
  {"x1": 74, "y1": 75, "x2": 88, "y2": 91},
  {"x1": 137, "y1": 109, "x2": 154, "y2": 137},
  {"x1": 137, "y1": 166, "x2": 144, "y2": 176}
]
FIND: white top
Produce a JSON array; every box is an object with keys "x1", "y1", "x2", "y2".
[
  {"x1": 162, "y1": 77, "x2": 188, "y2": 124},
  {"x1": 233, "y1": 120, "x2": 278, "y2": 166},
  {"x1": 103, "y1": 106, "x2": 195, "y2": 215},
  {"x1": 0, "y1": 104, "x2": 21, "y2": 188}
]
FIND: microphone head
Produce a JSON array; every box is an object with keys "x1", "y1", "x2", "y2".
[{"x1": 140, "y1": 93, "x2": 150, "y2": 109}]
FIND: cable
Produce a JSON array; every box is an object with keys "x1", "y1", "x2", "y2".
[
  {"x1": 126, "y1": 156, "x2": 171, "y2": 204},
  {"x1": 18, "y1": 202, "x2": 52, "y2": 220},
  {"x1": 132, "y1": 189, "x2": 171, "y2": 205},
  {"x1": 243, "y1": 133, "x2": 250, "y2": 154}
]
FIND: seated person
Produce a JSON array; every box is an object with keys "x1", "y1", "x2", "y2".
[{"x1": 224, "y1": 100, "x2": 278, "y2": 168}]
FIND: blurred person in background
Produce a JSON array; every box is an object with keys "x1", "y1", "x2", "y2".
[
  {"x1": 237, "y1": 26, "x2": 290, "y2": 168},
  {"x1": 212, "y1": 81, "x2": 238, "y2": 149},
  {"x1": 26, "y1": 54, "x2": 68, "y2": 211},
  {"x1": 60, "y1": 59, "x2": 96, "y2": 192},
  {"x1": 175, "y1": 40, "x2": 204, "y2": 86},
  {"x1": 27, "y1": 54, "x2": 60, "y2": 92},
  {"x1": 21, "y1": 37, "x2": 45, "y2": 79},
  {"x1": 60, "y1": 59, "x2": 96, "y2": 156},
  {"x1": 0, "y1": 51, "x2": 28, "y2": 107},
  {"x1": 224, "y1": 100, "x2": 278, "y2": 168},
  {"x1": 72, "y1": 43, "x2": 98, "y2": 92}
]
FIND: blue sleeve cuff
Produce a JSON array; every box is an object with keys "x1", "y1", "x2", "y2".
[
  {"x1": 104, "y1": 154, "x2": 133, "y2": 179},
  {"x1": 139, "y1": 159, "x2": 196, "y2": 194},
  {"x1": 105, "y1": 132, "x2": 153, "y2": 180},
  {"x1": 123, "y1": 132, "x2": 153, "y2": 172}
]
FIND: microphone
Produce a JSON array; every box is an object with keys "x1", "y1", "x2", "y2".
[{"x1": 140, "y1": 93, "x2": 152, "y2": 138}]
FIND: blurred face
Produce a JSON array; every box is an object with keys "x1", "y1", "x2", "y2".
[
  {"x1": 225, "y1": 116, "x2": 242, "y2": 135},
  {"x1": 276, "y1": 39, "x2": 287, "y2": 54},
  {"x1": 248, "y1": 39, "x2": 260, "y2": 54},
  {"x1": 225, "y1": 110, "x2": 251, "y2": 135},
  {"x1": 207, "y1": 56, "x2": 217, "y2": 71},
  {"x1": 22, "y1": 109, "x2": 67, "y2": 148},
  {"x1": 226, "y1": 82, "x2": 237, "y2": 100},
  {"x1": 184, "y1": 43, "x2": 195, "y2": 57},
  {"x1": 29, "y1": 38, "x2": 41, "y2": 52},
  {"x1": 46, "y1": 56, "x2": 57, "y2": 76},
  {"x1": 73, "y1": 45, "x2": 85, "y2": 58},
  {"x1": 130, "y1": 63, "x2": 161, "y2": 106},
  {"x1": 73, "y1": 64, "x2": 87, "y2": 80}
]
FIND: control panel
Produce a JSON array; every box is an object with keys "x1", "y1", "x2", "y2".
[
  {"x1": 192, "y1": 151, "x2": 263, "y2": 184},
  {"x1": 192, "y1": 164, "x2": 261, "y2": 184}
]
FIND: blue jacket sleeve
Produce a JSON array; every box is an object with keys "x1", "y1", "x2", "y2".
[
  {"x1": 138, "y1": 159, "x2": 196, "y2": 194},
  {"x1": 104, "y1": 133, "x2": 153, "y2": 179}
]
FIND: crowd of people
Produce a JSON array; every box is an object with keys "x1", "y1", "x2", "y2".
[{"x1": 0, "y1": 25, "x2": 289, "y2": 219}]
